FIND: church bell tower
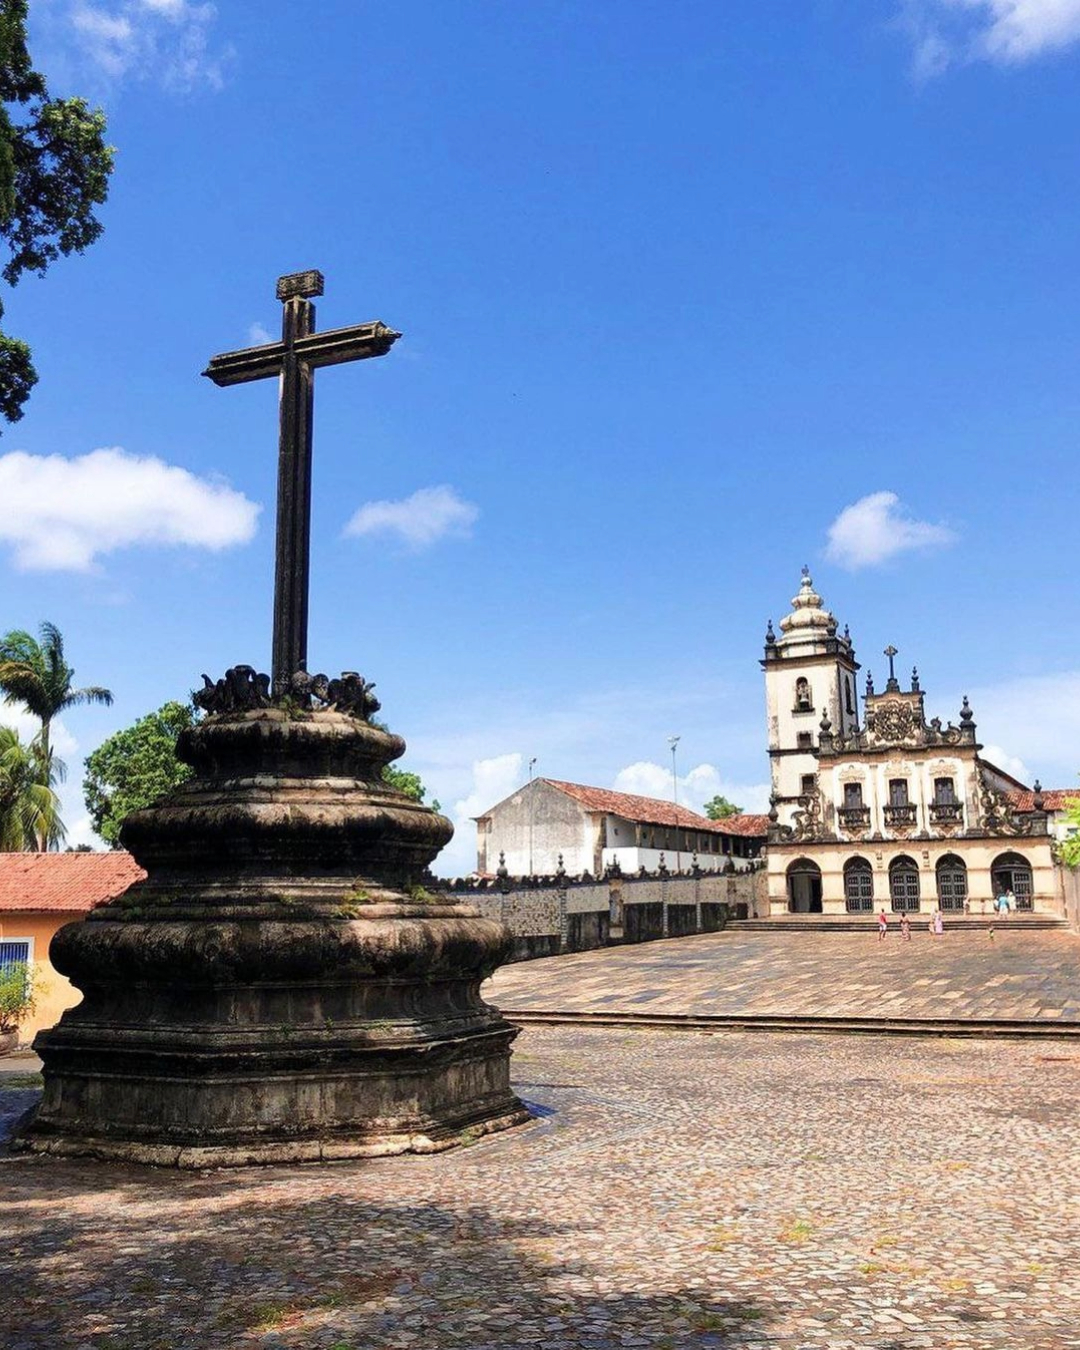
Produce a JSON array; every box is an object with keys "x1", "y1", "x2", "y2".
[{"x1": 761, "y1": 568, "x2": 860, "y2": 824}]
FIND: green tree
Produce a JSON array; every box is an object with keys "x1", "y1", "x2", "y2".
[
  {"x1": 0, "y1": 621, "x2": 113, "y2": 768},
  {"x1": 383, "y1": 764, "x2": 439, "y2": 811},
  {"x1": 0, "y1": 1, "x2": 113, "y2": 424},
  {"x1": 83, "y1": 701, "x2": 196, "y2": 846},
  {"x1": 703, "y1": 794, "x2": 742, "y2": 820},
  {"x1": 0, "y1": 723, "x2": 62, "y2": 849},
  {"x1": 1059, "y1": 788, "x2": 1080, "y2": 868}
]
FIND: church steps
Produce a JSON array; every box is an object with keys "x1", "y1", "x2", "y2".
[{"x1": 732, "y1": 915, "x2": 1066, "y2": 933}]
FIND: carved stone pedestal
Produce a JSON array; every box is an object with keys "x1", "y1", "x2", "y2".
[{"x1": 19, "y1": 705, "x2": 529, "y2": 1166}]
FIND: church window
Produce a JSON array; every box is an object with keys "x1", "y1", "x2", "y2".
[
  {"x1": 933, "y1": 778, "x2": 956, "y2": 804},
  {"x1": 844, "y1": 858, "x2": 874, "y2": 913},
  {"x1": 888, "y1": 856, "x2": 921, "y2": 912},
  {"x1": 794, "y1": 678, "x2": 812, "y2": 712},
  {"x1": 801, "y1": 774, "x2": 816, "y2": 795},
  {"x1": 889, "y1": 779, "x2": 909, "y2": 807},
  {"x1": 797, "y1": 732, "x2": 813, "y2": 750},
  {"x1": 845, "y1": 679, "x2": 855, "y2": 716},
  {"x1": 936, "y1": 855, "x2": 967, "y2": 912},
  {"x1": 843, "y1": 782, "x2": 863, "y2": 809}
]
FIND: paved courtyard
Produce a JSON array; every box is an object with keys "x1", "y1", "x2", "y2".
[
  {"x1": 485, "y1": 928, "x2": 1080, "y2": 1023},
  {"x1": 2, "y1": 1027, "x2": 1079, "y2": 1349}
]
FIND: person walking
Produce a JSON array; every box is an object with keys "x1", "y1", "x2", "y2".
[
  {"x1": 1005, "y1": 888, "x2": 1016, "y2": 916},
  {"x1": 933, "y1": 908, "x2": 944, "y2": 937},
  {"x1": 900, "y1": 912, "x2": 911, "y2": 941},
  {"x1": 877, "y1": 908, "x2": 888, "y2": 940}
]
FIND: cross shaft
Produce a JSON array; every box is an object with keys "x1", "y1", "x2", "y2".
[{"x1": 203, "y1": 272, "x2": 400, "y2": 694}]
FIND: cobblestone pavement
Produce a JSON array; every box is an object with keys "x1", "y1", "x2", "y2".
[
  {"x1": 3, "y1": 1027, "x2": 1079, "y2": 1349},
  {"x1": 485, "y1": 929, "x2": 1080, "y2": 1022}
]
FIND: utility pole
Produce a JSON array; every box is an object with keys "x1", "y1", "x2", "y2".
[
  {"x1": 668, "y1": 736, "x2": 681, "y2": 873},
  {"x1": 527, "y1": 757, "x2": 537, "y2": 877}
]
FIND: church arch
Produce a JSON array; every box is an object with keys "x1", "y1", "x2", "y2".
[
  {"x1": 794, "y1": 677, "x2": 812, "y2": 712},
  {"x1": 786, "y1": 857, "x2": 822, "y2": 914},
  {"x1": 888, "y1": 855, "x2": 921, "y2": 913},
  {"x1": 936, "y1": 854, "x2": 968, "y2": 913},
  {"x1": 991, "y1": 852, "x2": 1034, "y2": 910},
  {"x1": 843, "y1": 857, "x2": 874, "y2": 913}
]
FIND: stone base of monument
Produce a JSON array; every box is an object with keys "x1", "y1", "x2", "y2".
[{"x1": 17, "y1": 695, "x2": 531, "y2": 1167}]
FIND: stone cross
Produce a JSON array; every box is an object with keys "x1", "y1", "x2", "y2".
[
  {"x1": 203, "y1": 271, "x2": 400, "y2": 693},
  {"x1": 884, "y1": 644, "x2": 899, "y2": 691}
]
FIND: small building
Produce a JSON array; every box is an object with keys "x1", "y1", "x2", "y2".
[
  {"x1": 0, "y1": 852, "x2": 145, "y2": 1040},
  {"x1": 762, "y1": 569, "x2": 1060, "y2": 916},
  {"x1": 474, "y1": 777, "x2": 768, "y2": 878}
]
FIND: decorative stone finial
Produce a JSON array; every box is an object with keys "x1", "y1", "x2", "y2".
[
  {"x1": 911, "y1": 666, "x2": 920, "y2": 692},
  {"x1": 1033, "y1": 780, "x2": 1044, "y2": 811},
  {"x1": 843, "y1": 624, "x2": 850, "y2": 641},
  {"x1": 658, "y1": 851, "x2": 668, "y2": 875},
  {"x1": 819, "y1": 710, "x2": 832, "y2": 734},
  {"x1": 884, "y1": 644, "x2": 900, "y2": 692},
  {"x1": 960, "y1": 696, "x2": 974, "y2": 724},
  {"x1": 765, "y1": 619, "x2": 776, "y2": 646},
  {"x1": 556, "y1": 852, "x2": 566, "y2": 879},
  {"x1": 496, "y1": 851, "x2": 508, "y2": 878},
  {"x1": 801, "y1": 563, "x2": 811, "y2": 581},
  {"x1": 768, "y1": 791, "x2": 779, "y2": 824},
  {"x1": 865, "y1": 670, "x2": 875, "y2": 697}
]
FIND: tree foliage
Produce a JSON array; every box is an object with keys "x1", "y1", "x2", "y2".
[
  {"x1": 1059, "y1": 789, "x2": 1080, "y2": 868},
  {"x1": 0, "y1": 620, "x2": 113, "y2": 764},
  {"x1": 83, "y1": 701, "x2": 197, "y2": 846},
  {"x1": 703, "y1": 794, "x2": 742, "y2": 820},
  {"x1": 0, "y1": 723, "x2": 62, "y2": 849},
  {"x1": 0, "y1": 1, "x2": 113, "y2": 424},
  {"x1": 0, "y1": 958, "x2": 36, "y2": 1032},
  {"x1": 383, "y1": 764, "x2": 439, "y2": 811}
]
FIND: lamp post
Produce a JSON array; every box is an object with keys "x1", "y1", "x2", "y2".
[
  {"x1": 668, "y1": 735, "x2": 681, "y2": 873},
  {"x1": 527, "y1": 757, "x2": 537, "y2": 877}
]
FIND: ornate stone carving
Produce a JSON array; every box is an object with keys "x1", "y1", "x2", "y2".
[
  {"x1": 194, "y1": 665, "x2": 381, "y2": 720},
  {"x1": 791, "y1": 788, "x2": 824, "y2": 842},
  {"x1": 873, "y1": 699, "x2": 915, "y2": 743}
]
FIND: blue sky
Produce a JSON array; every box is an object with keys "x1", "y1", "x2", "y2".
[{"x1": 2, "y1": 0, "x2": 1079, "y2": 874}]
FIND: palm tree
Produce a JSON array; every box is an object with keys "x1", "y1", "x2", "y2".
[
  {"x1": 0, "y1": 726, "x2": 63, "y2": 851},
  {"x1": 0, "y1": 622, "x2": 113, "y2": 766}
]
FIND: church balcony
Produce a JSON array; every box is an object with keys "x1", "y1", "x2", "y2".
[
  {"x1": 929, "y1": 801, "x2": 964, "y2": 825},
  {"x1": 883, "y1": 803, "x2": 919, "y2": 828},
  {"x1": 837, "y1": 806, "x2": 871, "y2": 831}
]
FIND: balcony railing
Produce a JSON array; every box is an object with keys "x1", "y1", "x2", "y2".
[
  {"x1": 884, "y1": 803, "x2": 919, "y2": 828},
  {"x1": 838, "y1": 806, "x2": 871, "y2": 830},
  {"x1": 929, "y1": 801, "x2": 963, "y2": 825}
]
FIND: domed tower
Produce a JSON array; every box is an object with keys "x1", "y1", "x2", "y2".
[{"x1": 761, "y1": 567, "x2": 860, "y2": 826}]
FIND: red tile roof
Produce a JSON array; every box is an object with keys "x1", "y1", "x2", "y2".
[
  {"x1": 0, "y1": 852, "x2": 145, "y2": 913},
  {"x1": 1006, "y1": 789, "x2": 1080, "y2": 814},
  {"x1": 542, "y1": 779, "x2": 769, "y2": 837}
]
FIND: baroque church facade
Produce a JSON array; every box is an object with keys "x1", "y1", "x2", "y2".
[{"x1": 763, "y1": 570, "x2": 1059, "y2": 916}]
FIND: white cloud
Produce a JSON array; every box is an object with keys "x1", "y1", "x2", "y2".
[
  {"x1": 901, "y1": 0, "x2": 1080, "y2": 74},
  {"x1": 437, "y1": 752, "x2": 524, "y2": 879},
  {"x1": 344, "y1": 485, "x2": 479, "y2": 552},
  {"x1": 825, "y1": 491, "x2": 956, "y2": 570},
  {"x1": 65, "y1": 0, "x2": 228, "y2": 90},
  {"x1": 0, "y1": 446, "x2": 260, "y2": 572},
  {"x1": 965, "y1": 672, "x2": 1080, "y2": 787},
  {"x1": 612, "y1": 760, "x2": 770, "y2": 818},
  {"x1": 247, "y1": 322, "x2": 273, "y2": 346}
]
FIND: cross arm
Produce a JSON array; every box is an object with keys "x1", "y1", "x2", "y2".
[
  {"x1": 293, "y1": 320, "x2": 402, "y2": 369},
  {"x1": 202, "y1": 341, "x2": 287, "y2": 387}
]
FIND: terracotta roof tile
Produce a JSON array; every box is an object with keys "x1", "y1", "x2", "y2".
[
  {"x1": 1006, "y1": 789, "x2": 1080, "y2": 814},
  {"x1": 0, "y1": 852, "x2": 144, "y2": 913},
  {"x1": 542, "y1": 780, "x2": 768, "y2": 838}
]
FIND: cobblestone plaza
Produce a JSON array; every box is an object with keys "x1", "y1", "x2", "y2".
[{"x1": 3, "y1": 932, "x2": 1080, "y2": 1349}]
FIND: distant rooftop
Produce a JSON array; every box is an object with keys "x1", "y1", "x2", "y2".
[{"x1": 0, "y1": 852, "x2": 144, "y2": 913}]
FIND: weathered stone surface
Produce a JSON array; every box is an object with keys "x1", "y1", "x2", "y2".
[{"x1": 18, "y1": 707, "x2": 529, "y2": 1166}]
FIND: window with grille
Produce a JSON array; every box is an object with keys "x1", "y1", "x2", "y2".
[
  {"x1": 0, "y1": 939, "x2": 31, "y2": 971},
  {"x1": 844, "y1": 858, "x2": 874, "y2": 912},
  {"x1": 801, "y1": 774, "x2": 816, "y2": 795},
  {"x1": 933, "y1": 777, "x2": 956, "y2": 805},
  {"x1": 889, "y1": 857, "x2": 921, "y2": 912},
  {"x1": 889, "y1": 779, "x2": 909, "y2": 807},
  {"x1": 936, "y1": 856, "x2": 968, "y2": 912},
  {"x1": 797, "y1": 732, "x2": 813, "y2": 750},
  {"x1": 844, "y1": 782, "x2": 864, "y2": 809}
]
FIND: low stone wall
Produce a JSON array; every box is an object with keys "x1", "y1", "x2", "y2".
[{"x1": 435, "y1": 866, "x2": 766, "y2": 962}]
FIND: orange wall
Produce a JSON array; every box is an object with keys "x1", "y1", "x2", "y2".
[{"x1": 0, "y1": 911, "x2": 85, "y2": 1043}]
